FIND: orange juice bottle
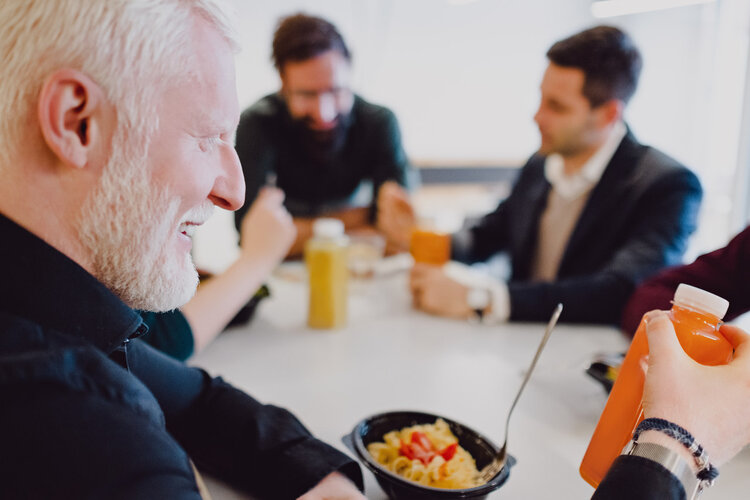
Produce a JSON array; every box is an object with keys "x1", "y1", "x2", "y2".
[
  {"x1": 580, "y1": 283, "x2": 732, "y2": 487},
  {"x1": 410, "y1": 226, "x2": 451, "y2": 265},
  {"x1": 305, "y1": 218, "x2": 349, "y2": 329}
]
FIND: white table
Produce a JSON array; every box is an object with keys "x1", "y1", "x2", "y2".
[{"x1": 191, "y1": 265, "x2": 750, "y2": 499}]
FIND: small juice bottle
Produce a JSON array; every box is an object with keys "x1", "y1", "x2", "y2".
[
  {"x1": 305, "y1": 218, "x2": 349, "y2": 329},
  {"x1": 580, "y1": 283, "x2": 733, "y2": 487}
]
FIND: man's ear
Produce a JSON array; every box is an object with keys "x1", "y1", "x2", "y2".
[
  {"x1": 596, "y1": 98, "x2": 624, "y2": 128},
  {"x1": 279, "y1": 69, "x2": 291, "y2": 97},
  {"x1": 37, "y1": 69, "x2": 107, "y2": 169}
]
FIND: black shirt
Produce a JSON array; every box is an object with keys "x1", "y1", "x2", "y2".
[
  {"x1": 0, "y1": 212, "x2": 362, "y2": 499},
  {"x1": 233, "y1": 93, "x2": 413, "y2": 230},
  {"x1": 593, "y1": 455, "x2": 686, "y2": 499}
]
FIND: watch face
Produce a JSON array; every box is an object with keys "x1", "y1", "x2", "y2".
[{"x1": 467, "y1": 288, "x2": 490, "y2": 310}]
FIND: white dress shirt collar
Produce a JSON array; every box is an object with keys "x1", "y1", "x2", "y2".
[{"x1": 544, "y1": 121, "x2": 627, "y2": 200}]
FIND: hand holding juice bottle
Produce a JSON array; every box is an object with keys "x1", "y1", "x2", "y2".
[
  {"x1": 580, "y1": 284, "x2": 733, "y2": 487},
  {"x1": 641, "y1": 311, "x2": 750, "y2": 468}
]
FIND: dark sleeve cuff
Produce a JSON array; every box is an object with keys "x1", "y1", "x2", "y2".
[
  {"x1": 269, "y1": 438, "x2": 364, "y2": 497},
  {"x1": 167, "y1": 374, "x2": 363, "y2": 500},
  {"x1": 592, "y1": 455, "x2": 686, "y2": 500},
  {"x1": 450, "y1": 229, "x2": 474, "y2": 263}
]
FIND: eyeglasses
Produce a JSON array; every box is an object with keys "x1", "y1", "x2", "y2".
[{"x1": 284, "y1": 87, "x2": 352, "y2": 107}]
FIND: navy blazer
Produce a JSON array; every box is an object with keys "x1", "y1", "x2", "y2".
[{"x1": 455, "y1": 131, "x2": 702, "y2": 324}]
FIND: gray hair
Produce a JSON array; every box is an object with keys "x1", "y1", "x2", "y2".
[{"x1": 0, "y1": 0, "x2": 239, "y2": 168}]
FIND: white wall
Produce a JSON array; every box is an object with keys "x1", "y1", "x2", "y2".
[
  {"x1": 195, "y1": 0, "x2": 750, "y2": 270},
  {"x1": 232, "y1": 1, "x2": 742, "y2": 161}
]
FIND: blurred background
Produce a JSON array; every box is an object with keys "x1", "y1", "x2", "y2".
[{"x1": 195, "y1": 0, "x2": 750, "y2": 272}]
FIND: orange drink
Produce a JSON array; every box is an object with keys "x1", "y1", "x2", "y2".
[
  {"x1": 306, "y1": 219, "x2": 348, "y2": 329},
  {"x1": 410, "y1": 228, "x2": 450, "y2": 266},
  {"x1": 580, "y1": 284, "x2": 733, "y2": 487}
]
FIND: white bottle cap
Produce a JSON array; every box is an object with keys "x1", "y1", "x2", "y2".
[
  {"x1": 312, "y1": 218, "x2": 345, "y2": 239},
  {"x1": 673, "y1": 283, "x2": 729, "y2": 319}
]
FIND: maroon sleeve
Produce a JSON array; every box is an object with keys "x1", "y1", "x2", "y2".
[{"x1": 620, "y1": 226, "x2": 750, "y2": 335}]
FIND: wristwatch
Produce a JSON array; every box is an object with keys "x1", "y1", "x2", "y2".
[
  {"x1": 466, "y1": 287, "x2": 491, "y2": 321},
  {"x1": 623, "y1": 440, "x2": 701, "y2": 499}
]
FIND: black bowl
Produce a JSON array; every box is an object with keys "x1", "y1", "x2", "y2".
[{"x1": 344, "y1": 410, "x2": 515, "y2": 499}]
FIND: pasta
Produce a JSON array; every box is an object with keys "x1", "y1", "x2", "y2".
[{"x1": 367, "y1": 418, "x2": 482, "y2": 489}]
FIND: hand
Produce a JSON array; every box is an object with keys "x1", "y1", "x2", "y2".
[
  {"x1": 296, "y1": 472, "x2": 366, "y2": 500},
  {"x1": 409, "y1": 263, "x2": 472, "y2": 318},
  {"x1": 239, "y1": 187, "x2": 296, "y2": 269},
  {"x1": 641, "y1": 310, "x2": 750, "y2": 465},
  {"x1": 376, "y1": 181, "x2": 415, "y2": 251}
]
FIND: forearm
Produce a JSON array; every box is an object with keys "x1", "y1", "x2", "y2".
[
  {"x1": 168, "y1": 373, "x2": 362, "y2": 499},
  {"x1": 508, "y1": 273, "x2": 633, "y2": 324},
  {"x1": 181, "y1": 256, "x2": 272, "y2": 351},
  {"x1": 331, "y1": 206, "x2": 371, "y2": 230},
  {"x1": 287, "y1": 207, "x2": 372, "y2": 258},
  {"x1": 128, "y1": 342, "x2": 363, "y2": 498},
  {"x1": 288, "y1": 218, "x2": 314, "y2": 258},
  {"x1": 458, "y1": 216, "x2": 509, "y2": 264},
  {"x1": 511, "y1": 216, "x2": 701, "y2": 325}
]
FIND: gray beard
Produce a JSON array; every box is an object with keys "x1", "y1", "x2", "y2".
[{"x1": 76, "y1": 128, "x2": 198, "y2": 312}]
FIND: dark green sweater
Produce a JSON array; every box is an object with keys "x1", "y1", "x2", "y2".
[
  {"x1": 233, "y1": 93, "x2": 414, "y2": 230},
  {"x1": 139, "y1": 309, "x2": 194, "y2": 361}
]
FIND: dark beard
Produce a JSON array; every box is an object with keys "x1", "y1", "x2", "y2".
[{"x1": 291, "y1": 112, "x2": 352, "y2": 165}]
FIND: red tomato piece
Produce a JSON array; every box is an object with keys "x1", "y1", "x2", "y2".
[
  {"x1": 410, "y1": 431, "x2": 434, "y2": 452},
  {"x1": 399, "y1": 431, "x2": 439, "y2": 465},
  {"x1": 439, "y1": 443, "x2": 458, "y2": 461}
]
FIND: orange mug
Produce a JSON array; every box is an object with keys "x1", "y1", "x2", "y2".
[{"x1": 410, "y1": 228, "x2": 450, "y2": 266}]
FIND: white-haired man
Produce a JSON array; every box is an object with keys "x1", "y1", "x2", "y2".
[{"x1": 0, "y1": 1, "x2": 363, "y2": 498}]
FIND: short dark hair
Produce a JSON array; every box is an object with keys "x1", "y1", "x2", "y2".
[
  {"x1": 546, "y1": 25, "x2": 642, "y2": 107},
  {"x1": 272, "y1": 13, "x2": 351, "y2": 72}
]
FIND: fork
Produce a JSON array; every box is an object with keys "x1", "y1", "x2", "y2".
[{"x1": 478, "y1": 303, "x2": 563, "y2": 484}]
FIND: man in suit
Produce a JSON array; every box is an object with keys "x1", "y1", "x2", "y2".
[{"x1": 410, "y1": 25, "x2": 702, "y2": 324}]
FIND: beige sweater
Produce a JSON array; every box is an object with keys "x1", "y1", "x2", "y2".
[{"x1": 530, "y1": 187, "x2": 593, "y2": 282}]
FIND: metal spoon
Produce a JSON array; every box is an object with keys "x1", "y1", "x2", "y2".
[{"x1": 478, "y1": 303, "x2": 563, "y2": 483}]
